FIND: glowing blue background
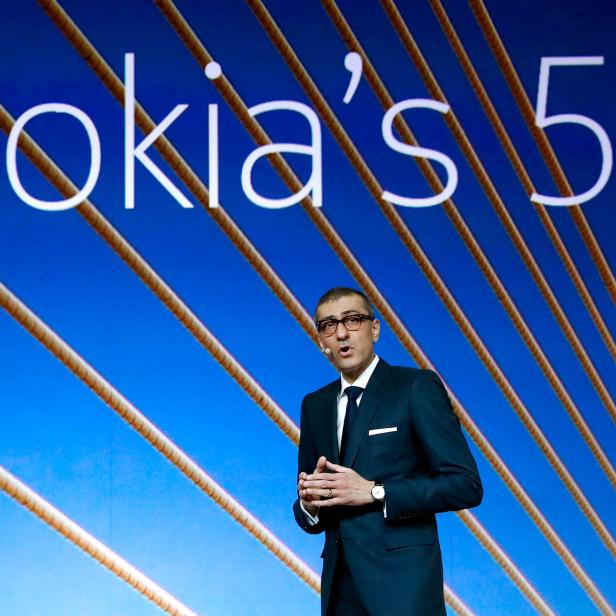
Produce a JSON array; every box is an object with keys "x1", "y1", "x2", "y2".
[{"x1": 0, "y1": 1, "x2": 614, "y2": 614}]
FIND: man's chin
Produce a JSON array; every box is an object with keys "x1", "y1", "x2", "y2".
[
  {"x1": 335, "y1": 357, "x2": 365, "y2": 378},
  {"x1": 333, "y1": 355, "x2": 354, "y2": 368}
]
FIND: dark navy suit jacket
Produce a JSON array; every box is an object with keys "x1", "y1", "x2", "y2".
[{"x1": 293, "y1": 360, "x2": 483, "y2": 615}]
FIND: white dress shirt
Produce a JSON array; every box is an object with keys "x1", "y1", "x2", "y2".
[{"x1": 336, "y1": 354, "x2": 380, "y2": 449}]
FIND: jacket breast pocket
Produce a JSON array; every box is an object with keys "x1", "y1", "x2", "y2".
[{"x1": 366, "y1": 427, "x2": 406, "y2": 466}]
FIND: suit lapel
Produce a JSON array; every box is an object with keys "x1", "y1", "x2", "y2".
[{"x1": 344, "y1": 360, "x2": 391, "y2": 469}]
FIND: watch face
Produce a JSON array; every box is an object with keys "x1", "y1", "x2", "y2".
[{"x1": 372, "y1": 485, "x2": 385, "y2": 500}]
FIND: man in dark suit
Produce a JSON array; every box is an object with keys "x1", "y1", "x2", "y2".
[{"x1": 294, "y1": 287, "x2": 483, "y2": 615}]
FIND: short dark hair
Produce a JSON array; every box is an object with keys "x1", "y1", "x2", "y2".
[{"x1": 314, "y1": 287, "x2": 375, "y2": 322}]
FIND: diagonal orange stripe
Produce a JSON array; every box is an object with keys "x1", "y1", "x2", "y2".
[{"x1": 0, "y1": 466, "x2": 199, "y2": 616}]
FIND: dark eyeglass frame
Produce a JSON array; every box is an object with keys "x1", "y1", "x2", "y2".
[{"x1": 316, "y1": 313, "x2": 374, "y2": 336}]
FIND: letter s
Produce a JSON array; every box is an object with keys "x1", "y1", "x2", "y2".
[{"x1": 381, "y1": 99, "x2": 457, "y2": 207}]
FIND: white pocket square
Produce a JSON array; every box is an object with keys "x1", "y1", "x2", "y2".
[{"x1": 368, "y1": 427, "x2": 398, "y2": 436}]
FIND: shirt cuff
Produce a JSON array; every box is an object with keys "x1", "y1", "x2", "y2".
[{"x1": 300, "y1": 500, "x2": 320, "y2": 525}]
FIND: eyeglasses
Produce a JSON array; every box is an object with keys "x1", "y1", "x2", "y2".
[{"x1": 316, "y1": 314, "x2": 374, "y2": 336}]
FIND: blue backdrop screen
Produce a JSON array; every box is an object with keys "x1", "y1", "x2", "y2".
[{"x1": 0, "y1": 1, "x2": 614, "y2": 615}]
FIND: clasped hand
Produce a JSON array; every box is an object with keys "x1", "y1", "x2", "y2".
[{"x1": 298, "y1": 456, "x2": 373, "y2": 514}]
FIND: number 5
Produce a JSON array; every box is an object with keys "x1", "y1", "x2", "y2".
[{"x1": 531, "y1": 56, "x2": 612, "y2": 206}]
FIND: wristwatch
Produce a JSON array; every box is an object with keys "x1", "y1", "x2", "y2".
[{"x1": 371, "y1": 481, "x2": 385, "y2": 503}]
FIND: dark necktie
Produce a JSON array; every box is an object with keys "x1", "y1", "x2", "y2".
[{"x1": 339, "y1": 386, "x2": 363, "y2": 466}]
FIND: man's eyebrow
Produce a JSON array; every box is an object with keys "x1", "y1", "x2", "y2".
[{"x1": 317, "y1": 310, "x2": 362, "y2": 321}]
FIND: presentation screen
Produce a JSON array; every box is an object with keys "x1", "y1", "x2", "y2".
[{"x1": 1, "y1": 1, "x2": 614, "y2": 615}]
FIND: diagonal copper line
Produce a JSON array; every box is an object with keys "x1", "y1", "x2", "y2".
[
  {"x1": 329, "y1": 0, "x2": 616, "y2": 478},
  {"x1": 0, "y1": 281, "x2": 320, "y2": 594},
  {"x1": 2, "y1": 105, "x2": 549, "y2": 616},
  {"x1": 445, "y1": 586, "x2": 476, "y2": 616},
  {"x1": 427, "y1": 0, "x2": 616, "y2": 363},
  {"x1": 0, "y1": 466, "x2": 199, "y2": 616},
  {"x1": 242, "y1": 0, "x2": 615, "y2": 551},
  {"x1": 469, "y1": 0, "x2": 616, "y2": 306},
  {"x1": 34, "y1": 1, "x2": 613, "y2": 610},
  {"x1": 456, "y1": 510, "x2": 555, "y2": 615},
  {"x1": 447, "y1": 579, "x2": 476, "y2": 613},
  {"x1": 378, "y1": 0, "x2": 616, "y2": 420},
  {"x1": 447, "y1": 584, "x2": 477, "y2": 615},
  {"x1": 456, "y1": 510, "x2": 554, "y2": 616}
]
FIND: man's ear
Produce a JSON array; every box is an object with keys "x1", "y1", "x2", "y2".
[{"x1": 372, "y1": 318, "x2": 380, "y2": 342}]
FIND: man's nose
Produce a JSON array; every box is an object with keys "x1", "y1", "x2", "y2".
[{"x1": 335, "y1": 321, "x2": 349, "y2": 339}]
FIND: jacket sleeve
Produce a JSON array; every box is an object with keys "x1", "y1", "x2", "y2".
[
  {"x1": 384, "y1": 370, "x2": 483, "y2": 520},
  {"x1": 292, "y1": 395, "x2": 326, "y2": 534}
]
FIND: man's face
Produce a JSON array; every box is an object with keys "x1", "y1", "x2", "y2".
[{"x1": 316, "y1": 294, "x2": 380, "y2": 383}]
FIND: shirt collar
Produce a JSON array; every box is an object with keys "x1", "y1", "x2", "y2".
[{"x1": 339, "y1": 354, "x2": 380, "y2": 396}]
